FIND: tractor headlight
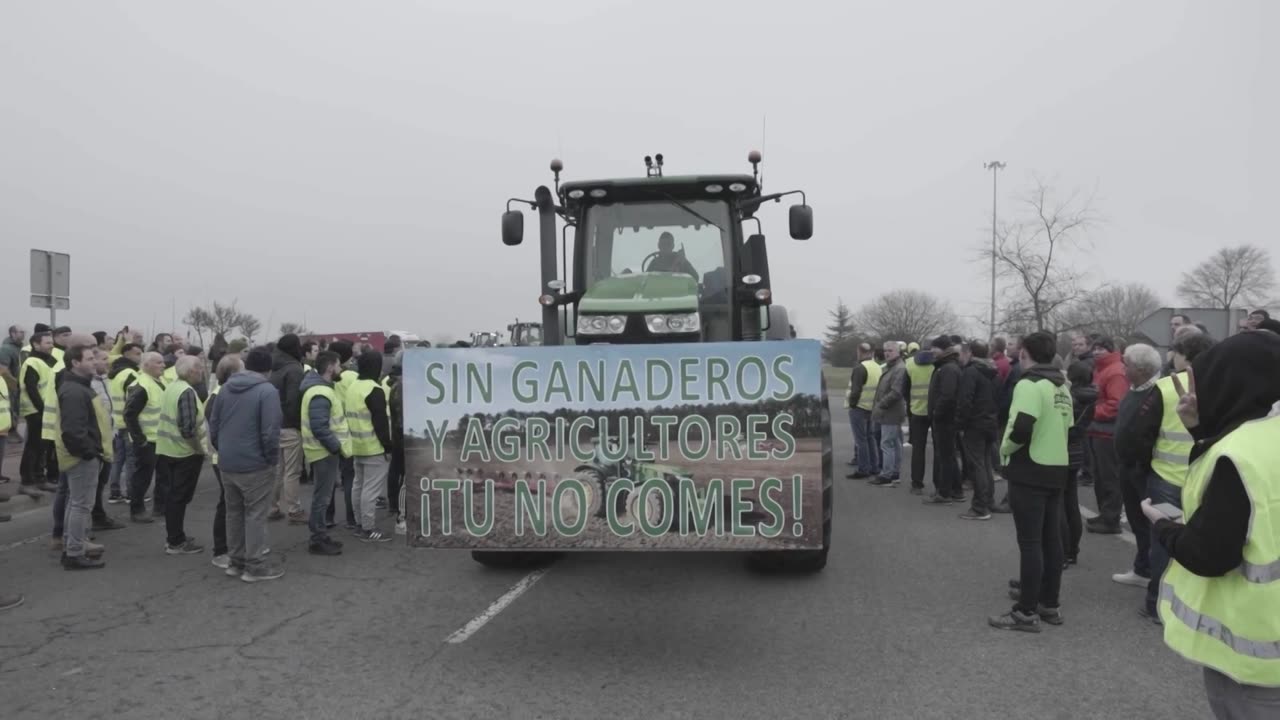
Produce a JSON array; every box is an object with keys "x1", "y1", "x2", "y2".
[
  {"x1": 577, "y1": 315, "x2": 627, "y2": 335},
  {"x1": 645, "y1": 312, "x2": 701, "y2": 334}
]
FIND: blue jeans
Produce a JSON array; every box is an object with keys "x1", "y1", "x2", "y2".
[
  {"x1": 1146, "y1": 473, "x2": 1183, "y2": 613},
  {"x1": 850, "y1": 408, "x2": 876, "y2": 475},
  {"x1": 308, "y1": 455, "x2": 339, "y2": 543},
  {"x1": 108, "y1": 431, "x2": 133, "y2": 495},
  {"x1": 879, "y1": 423, "x2": 902, "y2": 479}
]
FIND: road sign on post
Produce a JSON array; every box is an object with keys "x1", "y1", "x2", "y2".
[
  {"x1": 1136, "y1": 306, "x2": 1247, "y2": 353},
  {"x1": 30, "y1": 249, "x2": 71, "y2": 325}
]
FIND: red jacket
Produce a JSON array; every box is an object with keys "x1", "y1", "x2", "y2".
[{"x1": 1088, "y1": 350, "x2": 1129, "y2": 437}]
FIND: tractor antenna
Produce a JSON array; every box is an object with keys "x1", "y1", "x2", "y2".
[{"x1": 761, "y1": 115, "x2": 766, "y2": 189}]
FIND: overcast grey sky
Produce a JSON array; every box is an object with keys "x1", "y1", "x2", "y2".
[{"x1": 2, "y1": 1, "x2": 1274, "y2": 341}]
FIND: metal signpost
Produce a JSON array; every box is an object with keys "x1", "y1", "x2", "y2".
[{"x1": 30, "y1": 249, "x2": 71, "y2": 325}]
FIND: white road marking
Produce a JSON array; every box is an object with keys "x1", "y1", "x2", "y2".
[
  {"x1": 0, "y1": 534, "x2": 45, "y2": 553},
  {"x1": 445, "y1": 568, "x2": 548, "y2": 644}
]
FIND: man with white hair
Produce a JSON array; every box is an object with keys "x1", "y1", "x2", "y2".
[
  {"x1": 156, "y1": 355, "x2": 208, "y2": 555},
  {"x1": 869, "y1": 340, "x2": 907, "y2": 486},
  {"x1": 1111, "y1": 343, "x2": 1164, "y2": 590},
  {"x1": 124, "y1": 351, "x2": 167, "y2": 523}
]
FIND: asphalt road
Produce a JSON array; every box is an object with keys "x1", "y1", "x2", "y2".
[{"x1": 0, "y1": 400, "x2": 1210, "y2": 719}]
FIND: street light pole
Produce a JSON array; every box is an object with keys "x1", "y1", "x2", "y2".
[{"x1": 984, "y1": 161, "x2": 1006, "y2": 337}]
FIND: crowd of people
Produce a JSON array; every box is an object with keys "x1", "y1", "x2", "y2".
[
  {"x1": 843, "y1": 307, "x2": 1280, "y2": 716},
  {"x1": 0, "y1": 325, "x2": 414, "y2": 592}
]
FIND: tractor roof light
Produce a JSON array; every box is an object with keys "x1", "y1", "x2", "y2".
[
  {"x1": 568, "y1": 189, "x2": 585, "y2": 199},
  {"x1": 538, "y1": 294, "x2": 556, "y2": 306},
  {"x1": 729, "y1": 182, "x2": 747, "y2": 192},
  {"x1": 705, "y1": 184, "x2": 723, "y2": 193},
  {"x1": 589, "y1": 188, "x2": 607, "y2": 198},
  {"x1": 754, "y1": 288, "x2": 772, "y2": 302}
]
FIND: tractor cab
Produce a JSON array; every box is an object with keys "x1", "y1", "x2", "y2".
[
  {"x1": 470, "y1": 331, "x2": 500, "y2": 348},
  {"x1": 508, "y1": 320, "x2": 543, "y2": 347},
  {"x1": 502, "y1": 152, "x2": 812, "y2": 347}
]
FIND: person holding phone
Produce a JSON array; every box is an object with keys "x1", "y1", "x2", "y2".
[{"x1": 1142, "y1": 330, "x2": 1280, "y2": 718}]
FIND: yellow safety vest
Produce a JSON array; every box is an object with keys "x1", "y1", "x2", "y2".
[
  {"x1": 207, "y1": 387, "x2": 220, "y2": 465},
  {"x1": 109, "y1": 367, "x2": 139, "y2": 431},
  {"x1": 51, "y1": 346, "x2": 65, "y2": 373},
  {"x1": 162, "y1": 365, "x2": 177, "y2": 385},
  {"x1": 335, "y1": 368, "x2": 358, "y2": 397},
  {"x1": 302, "y1": 383, "x2": 352, "y2": 464},
  {"x1": 133, "y1": 374, "x2": 165, "y2": 444},
  {"x1": 0, "y1": 380, "x2": 11, "y2": 433},
  {"x1": 18, "y1": 356, "x2": 54, "y2": 417},
  {"x1": 41, "y1": 371, "x2": 63, "y2": 442},
  {"x1": 344, "y1": 378, "x2": 385, "y2": 457},
  {"x1": 157, "y1": 379, "x2": 207, "y2": 459},
  {"x1": 856, "y1": 359, "x2": 882, "y2": 411},
  {"x1": 53, "y1": 386, "x2": 112, "y2": 471},
  {"x1": 1159, "y1": 415, "x2": 1280, "y2": 688},
  {"x1": 905, "y1": 357, "x2": 934, "y2": 417},
  {"x1": 1151, "y1": 372, "x2": 1194, "y2": 488}
]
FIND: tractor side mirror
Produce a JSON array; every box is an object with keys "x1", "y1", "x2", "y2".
[
  {"x1": 789, "y1": 204, "x2": 813, "y2": 240},
  {"x1": 502, "y1": 210, "x2": 524, "y2": 246}
]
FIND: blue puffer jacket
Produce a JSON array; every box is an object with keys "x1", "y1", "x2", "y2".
[{"x1": 209, "y1": 371, "x2": 282, "y2": 473}]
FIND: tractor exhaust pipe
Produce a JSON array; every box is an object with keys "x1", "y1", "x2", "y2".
[{"x1": 535, "y1": 185, "x2": 562, "y2": 345}]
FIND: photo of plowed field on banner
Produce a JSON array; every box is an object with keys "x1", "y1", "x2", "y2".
[{"x1": 402, "y1": 340, "x2": 825, "y2": 550}]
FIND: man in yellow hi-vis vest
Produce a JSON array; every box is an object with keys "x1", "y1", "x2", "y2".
[
  {"x1": 325, "y1": 340, "x2": 359, "y2": 530},
  {"x1": 845, "y1": 343, "x2": 881, "y2": 480},
  {"x1": 301, "y1": 351, "x2": 350, "y2": 555},
  {"x1": 902, "y1": 341, "x2": 934, "y2": 495},
  {"x1": 123, "y1": 352, "x2": 167, "y2": 523},
  {"x1": 1138, "y1": 331, "x2": 1216, "y2": 622},
  {"x1": 156, "y1": 356, "x2": 208, "y2": 554},
  {"x1": 344, "y1": 350, "x2": 393, "y2": 542},
  {"x1": 1142, "y1": 330, "x2": 1280, "y2": 716},
  {"x1": 18, "y1": 330, "x2": 58, "y2": 495}
]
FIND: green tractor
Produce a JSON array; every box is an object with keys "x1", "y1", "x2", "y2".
[
  {"x1": 507, "y1": 319, "x2": 543, "y2": 347},
  {"x1": 483, "y1": 151, "x2": 831, "y2": 573}
]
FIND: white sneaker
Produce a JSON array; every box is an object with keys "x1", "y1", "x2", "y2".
[
  {"x1": 1112, "y1": 570, "x2": 1149, "y2": 588},
  {"x1": 211, "y1": 554, "x2": 230, "y2": 569},
  {"x1": 395, "y1": 518, "x2": 407, "y2": 535}
]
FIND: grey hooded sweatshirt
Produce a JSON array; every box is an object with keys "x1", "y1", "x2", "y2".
[{"x1": 209, "y1": 370, "x2": 282, "y2": 473}]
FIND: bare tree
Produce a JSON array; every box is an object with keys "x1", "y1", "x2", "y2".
[
  {"x1": 855, "y1": 290, "x2": 959, "y2": 344},
  {"x1": 1060, "y1": 283, "x2": 1163, "y2": 340},
  {"x1": 238, "y1": 314, "x2": 262, "y2": 342},
  {"x1": 182, "y1": 307, "x2": 213, "y2": 348},
  {"x1": 985, "y1": 177, "x2": 1098, "y2": 332},
  {"x1": 278, "y1": 322, "x2": 310, "y2": 337},
  {"x1": 1176, "y1": 245, "x2": 1276, "y2": 316}
]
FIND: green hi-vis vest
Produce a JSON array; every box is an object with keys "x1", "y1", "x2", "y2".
[
  {"x1": 1159, "y1": 416, "x2": 1280, "y2": 688},
  {"x1": 1151, "y1": 372, "x2": 1194, "y2": 488},
  {"x1": 109, "y1": 367, "x2": 138, "y2": 430},
  {"x1": 0, "y1": 380, "x2": 11, "y2": 433},
  {"x1": 208, "y1": 387, "x2": 220, "y2": 465},
  {"x1": 18, "y1": 356, "x2": 53, "y2": 417},
  {"x1": 41, "y1": 371, "x2": 62, "y2": 442},
  {"x1": 162, "y1": 365, "x2": 177, "y2": 385},
  {"x1": 905, "y1": 357, "x2": 934, "y2": 417},
  {"x1": 50, "y1": 346, "x2": 65, "y2": 373},
  {"x1": 157, "y1": 379, "x2": 207, "y2": 459},
  {"x1": 302, "y1": 384, "x2": 352, "y2": 464},
  {"x1": 55, "y1": 390, "x2": 113, "y2": 471},
  {"x1": 336, "y1": 369, "x2": 358, "y2": 397},
  {"x1": 856, "y1": 360, "x2": 882, "y2": 411},
  {"x1": 134, "y1": 373, "x2": 165, "y2": 444},
  {"x1": 344, "y1": 378, "x2": 385, "y2": 457},
  {"x1": 1000, "y1": 374, "x2": 1071, "y2": 467}
]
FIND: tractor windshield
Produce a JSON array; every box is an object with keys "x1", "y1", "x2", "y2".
[{"x1": 582, "y1": 199, "x2": 734, "y2": 340}]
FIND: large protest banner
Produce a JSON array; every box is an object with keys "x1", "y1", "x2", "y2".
[{"x1": 401, "y1": 340, "x2": 826, "y2": 550}]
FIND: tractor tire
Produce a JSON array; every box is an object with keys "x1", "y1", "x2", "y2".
[{"x1": 471, "y1": 551, "x2": 562, "y2": 570}]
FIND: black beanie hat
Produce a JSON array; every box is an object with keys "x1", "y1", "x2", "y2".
[
  {"x1": 277, "y1": 333, "x2": 302, "y2": 360},
  {"x1": 245, "y1": 347, "x2": 273, "y2": 373},
  {"x1": 34, "y1": 323, "x2": 51, "y2": 334}
]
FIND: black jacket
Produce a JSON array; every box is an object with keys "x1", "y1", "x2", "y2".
[
  {"x1": 927, "y1": 351, "x2": 963, "y2": 425},
  {"x1": 269, "y1": 349, "x2": 304, "y2": 430},
  {"x1": 108, "y1": 356, "x2": 140, "y2": 396},
  {"x1": 58, "y1": 371, "x2": 103, "y2": 460},
  {"x1": 1067, "y1": 383, "x2": 1097, "y2": 471},
  {"x1": 956, "y1": 359, "x2": 999, "y2": 436},
  {"x1": 1114, "y1": 383, "x2": 1160, "y2": 472}
]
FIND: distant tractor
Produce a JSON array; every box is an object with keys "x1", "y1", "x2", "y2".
[
  {"x1": 469, "y1": 331, "x2": 501, "y2": 348},
  {"x1": 508, "y1": 320, "x2": 543, "y2": 347}
]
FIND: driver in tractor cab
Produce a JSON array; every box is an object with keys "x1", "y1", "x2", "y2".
[{"x1": 647, "y1": 232, "x2": 698, "y2": 278}]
